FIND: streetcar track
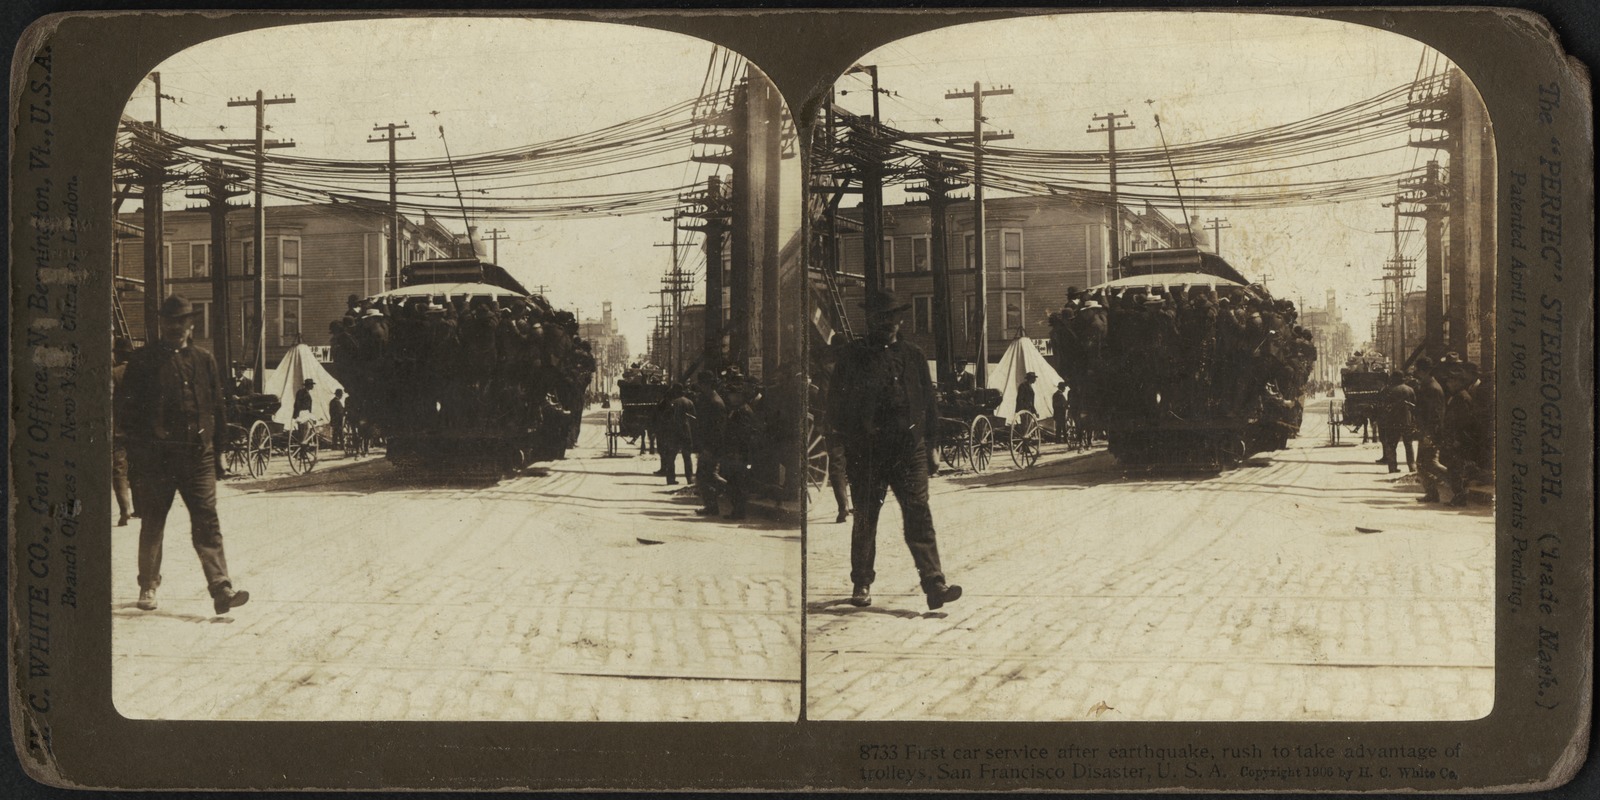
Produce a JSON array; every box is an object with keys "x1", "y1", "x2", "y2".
[
  {"x1": 119, "y1": 652, "x2": 799, "y2": 683},
  {"x1": 815, "y1": 649, "x2": 1491, "y2": 670}
]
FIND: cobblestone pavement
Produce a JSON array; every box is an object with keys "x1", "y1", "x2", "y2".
[
  {"x1": 113, "y1": 412, "x2": 801, "y2": 721},
  {"x1": 806, "y1": 406, "x2": 1494, "y2": 721}
]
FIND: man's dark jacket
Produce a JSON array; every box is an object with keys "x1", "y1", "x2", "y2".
[
  {"x1": 118, "y1": 341, "x2": 228, "y2": 450},
  {"x1": 827, "y1": 338, "x2": 938, "y2": 448}
]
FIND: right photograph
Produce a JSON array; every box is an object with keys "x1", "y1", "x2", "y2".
[{"x1": 804, "y1": 12, "x2": 1495, "y2": 721}]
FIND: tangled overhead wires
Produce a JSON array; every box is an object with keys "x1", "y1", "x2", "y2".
[
  {"x1": 831, "y1": 75, "x2": 1447, "y2": 210},
  {"x1": 117, "y1": 90, "x2": 736, "y2": 221}
]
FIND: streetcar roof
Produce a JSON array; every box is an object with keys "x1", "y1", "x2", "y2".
[
  {"x1": 1088, "y1": 272, "x2": 1245, "y2": 291},
  {"x1": 370, "y1": 282, "x2": 528, "y2": 300}
]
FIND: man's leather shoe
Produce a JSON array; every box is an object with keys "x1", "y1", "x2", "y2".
[
  {"x1": 850, "y1": 584, "x2": 872, "y2": 607},
  {"x1": 136, "y1": 588, "x2": 158, "y2": 611},
  {"x1": 212, "y1": 587, "x2": 250, "y2": 615},
  {"x1": 836, "y1": 509, "x2": 851, "y2": 524},
  {"x1": 926, "y1": 583, "x2": 963, "y2": 610}
]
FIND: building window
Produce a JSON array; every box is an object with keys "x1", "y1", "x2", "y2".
[
  {"x1": 280, "y1": 237, "x2": 302, "y2": 295},
  {"x1": 1004, "y1": 291, "x2": 1024, "y2": 335},
  {"x1": 190, "y1": 243, "x2": 211, "y2": 278},
  {"x1": 1003, "y1": 230, "x2": 1023, "y2": 271},
  {"x1": 241, "y1": 239, "x2": 256, "y2": 276},
  {"x1": 241, "y1": 299, "x2": 256, "y2": 348},
  {"x1": 279, "y1": 298, "x2": 301, "y2": 346},
  {"x1": 881, "y1": 237, "x2": 894, "y2": 274},
  {"x1": 912, "y1": 295, "x2": 933, "y2": 335},
  {"x1": 912, "y1": 236, "x2": 930, "y2": 272},
  {"x1": 964, "y1": 233, "x2": 975, "y2": 270},
  {"x1": 963, "y1": 293, "x2": 978, "y2": 340},
  {"x1": 192, "y1": 300, "x2": 211, "y2": 340},
  {"x1": 163, "y1": 243, "x2": 182, "y2": 279}
]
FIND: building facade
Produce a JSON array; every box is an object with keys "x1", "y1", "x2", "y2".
[
  {"x1": 578, "y1": 301, "x2": 631, "y2": 397},
  {"x1": 1299, "y1": 289, "x2": 1357, "y2": 387},
  {"x1": 834, "y1": 194, "x2": 1187, "y2": 362},
  {"x1": 116, "y1": 202, "x2": 458, "y2": 370}
]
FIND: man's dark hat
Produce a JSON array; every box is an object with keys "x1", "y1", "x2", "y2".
[
  {"x1": 861, "y1": 288, "x2": 912, "y2": 316},
  {"x1": 1024, "y1": 371, "x2": 1037, "y2": 379},
  {"x1": 158, "y1": 294, "x2": 202, "y2": 319},
  {"x1": 303, "y1": 378, "x2": 315, "y2": 386}
]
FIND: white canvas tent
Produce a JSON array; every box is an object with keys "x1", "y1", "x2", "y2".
[
  {"x1": 991, "y1": 336, "x2": 1064, "y2": 423},
  {"x1": 262, "y1": 344, "x2": 346, "y2": 427}
]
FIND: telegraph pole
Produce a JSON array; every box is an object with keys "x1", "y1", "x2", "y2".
[
  {"x1": 1377, "y1": 196, "x2": 1417, "y2": 362},
  {"x1": 185, "y1": 160, "x2": 248, "y2": 373},
  {"x1": 483, "y1": 228, "x2": 509, "y2": 263},
  {"x1": 1205, "y1": 216, "x2": 1232, "y2": 257},
  {"x1": 227, "y1": 90, "x2": 295, "y2": 383},
  {"x1": 945, "y1": 81, "x2": 1013, "y2": 388},
  {"x1": 681, "y1": 175, "x2": 731, "y2": 365},
  {"x1": 368, "y1": 122, "x2": 415, "y2": 289},
  {"x1": 907, "y1": 154, "x2": 969, "y2": 386},
  {"x1": 1088, "y1": 111, "x2": 1136, "y2": 277}
]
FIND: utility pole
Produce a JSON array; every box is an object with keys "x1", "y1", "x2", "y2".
[
  {"x1": 1205, "y1": 216, "x2": 1231, "y2": 257},
  {"x1": 1376, "y1": 196, "x2": 1417, "y2": 363},
  {"x1": 226, "y1": 90, "x2": 295, "y2": 383},
  {"x1": 907, "y1": 153, "x2": 969, "y2": 386},
  {"x1": 1087, "y1": 112, "x2": 1136, "y2": 279},
  {"x1": 681, "y1": 175, "x2": 731, "y2": 366},
  {"x1": 368, "y1": 122, "x2": 415, "y2": 289},
  {"x1": 1399, "y1": 160, "x2": 1447, "y2": 357},
  {"x1": 482, "y1": 227, "x2": 509, "y2": 263},
  {"x1": 847, "y1": 65, "x2": 890, "y2": 293},
  {"x1": 185, "y1": 160, "x2": 248, "y2": 374},
  {"x1": 945, "y1": 81, "x2": 1013, "y2": 387}
]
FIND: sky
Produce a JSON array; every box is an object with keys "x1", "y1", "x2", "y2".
[
  {"x1": 124, "y1": 17, "x2": 798, "y2": 354},
  {"x1": 832, "y1": 12, "x2": 1466, "y2": 347}
]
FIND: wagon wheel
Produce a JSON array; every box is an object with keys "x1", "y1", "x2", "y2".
[
  {"x1": 1010, "y1": 411, "x2": 1042, "y2": 468},
  {"x1": 288, "y1": 424, "x2": 321, "y2": 475},
  {"x1": 968, "y1": 415, "x2": 994, "y2": 473},
  {"x1": 803, "y1": 414, "x2": 830, "y2": 500},
  {"x1": 222, "y1": 424, "x2": 248, "y2": 476},
  {"x1": 246, "y1": 420, "x2": 272, "y2": 477},
  {"x1": 937, "y1": 420, "x2": 966, "y2": 467},
  {"x1": 1218, "y1": 435, "x2": 1248, "y2": 466},
  {"x1": 605, "y1": 411, "x2": 621, "y2": 457}
]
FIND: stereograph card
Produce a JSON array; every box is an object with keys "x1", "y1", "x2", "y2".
[{"x1": 5, "y1": 5, "x2": 1593, "y2": 793}]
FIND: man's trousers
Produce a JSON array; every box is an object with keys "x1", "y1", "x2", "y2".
[
  {"x1": 845, "y1": 436, "x2": 945, "y2": 592},
  {"x1": 129, "y1": 441, "x2": 231, "y2": 594}
]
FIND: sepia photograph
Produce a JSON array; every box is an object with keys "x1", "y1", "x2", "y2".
[
  {"x1": 805, "y1": 12, "x2": 1497, "y2": 722},
  {"x1": 106, "y1": 16, "x2": 803, "y2": 721},
  {"x1": 6, "y1": 5, "x2": 1592, "y2": 793}
]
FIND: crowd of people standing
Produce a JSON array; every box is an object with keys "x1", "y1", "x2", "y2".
[
  {"x1": 328, "y1": 292, "x2": 596, "y2": 447},
  {"x1": 1046, "y1": 283, "x2": 1315, "y2": 430},
  {"x1": 1362, "y1": 353, "x2": 1493, "y2": 506}
]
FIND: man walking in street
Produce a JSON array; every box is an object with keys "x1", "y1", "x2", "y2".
[
  {"x1": 828, "y1": 289, "x2": 962, "y2": 611},
  {"x1": 329, "y1": 388, "x2": 347, "y2": 449},
  {"x1": 1051, "y1": 380, "x2": 1069, "y2": 445},
  {"x1": 119, "y1": 295, "x2": 249, "y2": 615},
  {"x1": 659, "y1": 383, "x2": 695, "y2": 486},
  {"x1": 1377, "y1": 370, "x2": 1415, "y2": 473},
  {"x1": 1016, "y1": 371, "x2": 1039, "y2": 418},
  {"x1": 692, "y1": 370, "x2": 727, "y2": 516}
]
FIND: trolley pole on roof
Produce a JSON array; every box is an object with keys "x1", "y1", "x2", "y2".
[{"x1": 368, "y1": 122, "x2": 415, "y2": 290}]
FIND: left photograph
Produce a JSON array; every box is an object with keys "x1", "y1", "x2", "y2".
[{"x1": 109, "y1": 17, "x2": 803, "y2": 721}]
